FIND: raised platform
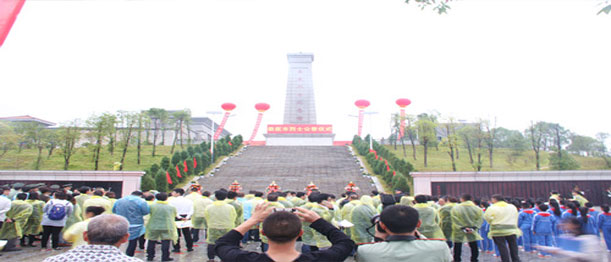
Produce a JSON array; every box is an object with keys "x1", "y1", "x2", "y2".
[{"x1": 264, "y1": 133, "x2": 335, "y2": 146}]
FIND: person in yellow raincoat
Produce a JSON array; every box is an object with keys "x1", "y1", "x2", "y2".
[
  {"x1": 226, "y1": 191, "x2": 244, "y2": 229},
  {"x1": 82, "y1": 190, "x2": 112, "y2": 216},
  {"x1": 191, "y1": 191, "x2": 213, "y2": 243},
  {"x1": 484, "y1": 194, "x2": 521, "y2": 262},
  {"x1": 439, "y1": 196, "x2": 457, "y2": 247},
  {"x1": 63, "y1": 206, "x2": 106, "y2": 248},
  {"x1": 290, "y1": 192, "x2": 307, "y2": 207},
  {"x1": 145, "y1": 192, "x2": 178, "y2": 262},
  {"x1": 204, "y1": 190, "x2": 236, "y2": 261},
  {"x1": 349, "y1": 195, "x2": 377, "y2": 244},
  {"x1": 22, "y1": 192, "x2": 44, "y2": 247},
  {"x1": 0, "y1": 193, "x2": 33, "y2": 251},
  {"x1": 450, "y1": 194, "x2": 483, "y2": 262},
  {"x1": 572, "y1": 190, "x2": 588, "y2": 207},
  {"x1": 399, "y1": 195, "x2": 414, "y2": 206},
  {"x1": 310, "y1": 194, "x2": 334, "y2": 249},
  {"x1": 413, "y1": 195, "x2": 444, "y2": 239}
]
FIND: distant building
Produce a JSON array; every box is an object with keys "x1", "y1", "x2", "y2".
[{"x1": 0, "y1": 115, "x2": 56, "y2": 127}]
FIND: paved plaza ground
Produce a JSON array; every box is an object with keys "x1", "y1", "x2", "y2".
[{"x1": 1, "y1": 239, "x2": 584, "y2": 262}]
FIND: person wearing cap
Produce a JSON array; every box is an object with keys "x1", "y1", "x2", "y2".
[
  {"x1": 63, "y1": 184, "x2": 73, "y2": 195},
  {"x1": 8, "y1": 183, "x2": 24, "y2": 200}
]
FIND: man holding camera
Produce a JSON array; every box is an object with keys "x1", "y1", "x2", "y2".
[
  {"x1": 214, "y1": 202, "x2": 355, "y2": 262},
  {"x1": 356, "y1": 205, "x2": 452, "y2": 262}
]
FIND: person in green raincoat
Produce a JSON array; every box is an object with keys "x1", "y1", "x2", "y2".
[
  {"x1": 413, "y1": 195, "x2": 444, "y2": 239},
  {"x1": 204, "y1": 190, "x2": 236, "y2": 261},
  {"x1": 82, "y1": 190, "x2": 112, "y2": 216},
  {"x1": 450, "y1": 194, "x2": 483, "y2": 262},
  {"x1": 439, "y1": 196, "x2": 457, "y2": 247},
  {"x1": 340, "y1": 193, "x2": 360, "y2": 239},
  {"x1": 0, "y1": 193, "x2": 33, "y2": 251},
  {"x1": 310, "y1": 194, "x2": 334, "y2": 249},
  {"x1": 145, "y1": 192, "x2": 178, "y2": 262},
  {"x1": 226, "y1": 191, "x2": 244, "y2": 229},
  {"x1": 290, "y1": 192, "x2": 307, "y2": 207},
  {"x1": 63, "y1": 194, "x2": 83, "y2": 234},
  {"x1": 191, "y1": 191, "x2": 213, "y2": 243},
  {"x1": 349, "y1": 195, "x2": 377, "y2": 244},
  {"x1": 399, "y1": 196, "x2": 414, "y2": 206},
  {"x1": 22, "y1": 192, "x2": 44, "y2": 247}
]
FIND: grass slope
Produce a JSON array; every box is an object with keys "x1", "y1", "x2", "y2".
[
  {"x1": 0, "y1": 145, "x2": 178, "y2": 171},
  {"x1": 386, "y1": 145, "x2": 609, "y2": 172}
]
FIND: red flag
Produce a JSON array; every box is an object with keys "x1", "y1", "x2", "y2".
[
  {"x1": 183, "y1": 160, "x2": 188, "y2": 172},
  {"x1": 193, "y1": 157, "x2": 197, "y2": 168},
  {"x1": 387, "y1": 165, "x2": 391, "y2": 172},
  {"x1": 393, "y1": 171, "x2": 396, "y2": 176},
  {"x1": 228, "y1": 141, "x2": 232, "y2": 146},
  {"x1": 166, "y1": 171, "x2": 173, "y2": 184},
  {"x1": 0, "y1": 0, "x2": 26, "y2": 47},
  {"x1": 176, "y1": 166, "x2": 182, "y2": 178}
]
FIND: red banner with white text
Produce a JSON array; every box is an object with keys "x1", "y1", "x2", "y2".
[{"x1": 267, "y1": 124, "x2": 333, "y2": 134}]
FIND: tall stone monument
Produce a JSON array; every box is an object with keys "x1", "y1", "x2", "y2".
[{"x1": 264, "y1": 53, "x2": 335, "y2": 146}]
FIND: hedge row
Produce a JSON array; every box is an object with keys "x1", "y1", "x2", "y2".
[
  {"x1": 140, "y1": 135, "x2": 243, "y2": 192},
  {"x1": 352, "y1": 135, "x2": 413, "y2": 194}
]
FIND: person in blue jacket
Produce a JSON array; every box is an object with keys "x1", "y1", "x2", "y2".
[
  {"x1": 578, "y1": 207, "x2": 598, "y2": 236},
  {"x1": 547, "y1": 198, "x2": 563, "y2": 246},
  {"x1": 597, "y1": 204, "x2": 611, "y2": 251},
  {"x1": 584, "y1": 202, "x2": 600, "y2": 235},
  {"x1": 518, "y1": 202, "x2": 536, "y2": 252},
  {"x1": 532, "y1": 204, "x2": 555, "y2": 257},
  {"x1": 112, "y1": 190, "x2": 151, "y2": 257},
  {"x1": 561, "y1": 202, "x2": 580, "y2": 220}
]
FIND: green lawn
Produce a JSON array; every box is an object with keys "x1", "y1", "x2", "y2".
[
  {"x1": 0, "y1": 145, "x2": 178, "y2": 171},
  {"x1": 385, "y1": 145, "x2": 609, "y2": 172}
]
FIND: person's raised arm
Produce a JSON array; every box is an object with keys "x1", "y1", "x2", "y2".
[{"x1": 294, "y1": 207, "x2": 355, "y2": 261}]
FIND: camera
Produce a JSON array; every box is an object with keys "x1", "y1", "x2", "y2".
[
  {"x1": 370, "y1": 214, "x2": 386, "y2": 233},
  {"x1": 272, "y1": 208, "x2": 296, "y2": 213}
]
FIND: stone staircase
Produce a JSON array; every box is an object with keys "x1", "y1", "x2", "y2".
[{"x1": 196, "y1": 146, "x2": 377, "y2": 195}]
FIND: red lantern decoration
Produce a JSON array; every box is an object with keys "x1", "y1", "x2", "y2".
[
  {"x1": 354, "y1": 99, "x2": 370, "y2": 137},
  {"x1": 255, "y1": 103, "x2": 270, "y2": 112},
  {"x1": 221, "y1": 103, "x2": 236, "y2": 111},
  {"x1": 395, "y1": 98, "x2": 411, "y2": 139},
  {"x1": 213, "y1": 103, "x2": 236, "y2": 140},
  {"x1": 247, "y1": 103, "x2": 270, "y2": 145},
  {"x1": 354, "y1": 99, "x2": 370, "y2": 109}
]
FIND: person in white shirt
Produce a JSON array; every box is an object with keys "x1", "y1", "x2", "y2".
[
  {"x1": 169, "y1": 188, "x2": 194, "y2": 252},
  {"x1": 0, "y1": 187, "x2": 11, "y2": 228}
]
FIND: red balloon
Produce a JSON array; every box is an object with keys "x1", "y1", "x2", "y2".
[
  {"x1": 255, "y1": 103, "x2": 270, "y2": 112},
  {"x1": 396, "y1": 98, "x2": 411, "y2": 108},
  {"x1": 221, "y1": 103, "x2": 236, "y2": 111},
  {"x1": 354, "y1": 99, "x2": 370, "y2": 109}
]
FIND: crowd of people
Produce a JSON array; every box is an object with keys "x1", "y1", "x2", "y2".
[{"x1": 0, "y1": 181, "x2": 609, "y2": 262}]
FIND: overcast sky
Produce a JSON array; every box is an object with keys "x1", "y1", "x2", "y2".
[{"x1": 0, "y1": 0, "x2": 609, "y2": 141}]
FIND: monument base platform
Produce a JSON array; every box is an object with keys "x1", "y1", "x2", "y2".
[{"x1": 264, "y1": 133, "x2": 335, "y2": 146}]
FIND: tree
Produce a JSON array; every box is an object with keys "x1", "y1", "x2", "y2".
[
  {"x1": 46, "y1": 131, "x2": 59, "y2": 159},
  {"x1": 547, "y1": 123, "x2": 570, "y2": 158},
  {"x1": 136, "y1": 112, "x2": 146, "y2": 165},
  {"x1": 106, "y1": 114, "x2": 118, "y2": 156},
  {"x1": 599, "y1": 1, "x2": 611, "y2": 14},
  {"x1": 550, "y1": 151, "x2": 580, "y2": 170},
  {"x1": 170, "y1": 110, "x2": 191, "y2": 154},
  {"x1": 57, "y1": 122, "x2": 81, "y2": 170},
  {"x1": 472, "y1": 121, "x2": 486, "y2": 171},
  {"x1": 483, "y1": 119, "x2": 496, "y2": 168},
  {"x1": 567, "y1": 135, "x2": 598, "y2": 156},
  {"x1": 17, "y1": 122, "x2": 49, "y2": 170},
  {"x1": 118, "y1": 111, "x2": 138, "y2": 170},
  {"x1": 404, "y1": 0, "x2": 452, "y2": 14},
  {"x1": 0, "y1": 122, "x2": 20, "y2": 159},
  {"x1": 160, "y1": 156, "x2": 170, "y2": 170},
  {"x1": 155, "y1": 170, "x2": 168, "y2": 192},
  {"x1": 526, "y1": 121, "x2": 546, "y2": 170},
  {"x1": 87, "y1": 113, "x2": 115, "y2": 170},
  {"x1": 595, "y1": 133, "x2": 610, "y2": 168},
  {"x1": 141, "y1": 173, "x2": 156, "y2": 191},
  {"x1": 415, "y1": 113, "x2": 437, "y2": 167},
  {"x1": 442, "y1": 119, "x2": 459, "y2": 171},
  {"x1": 148, "y1": 108, "x2": 168, "y2": 157},
  {"x1": 458, "y1": 125, "x2": 476, "y2": 164}
]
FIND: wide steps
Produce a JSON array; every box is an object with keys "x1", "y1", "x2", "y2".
[{"x1": 197, "y1": 146, "x2": 376, "y2": 195}]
